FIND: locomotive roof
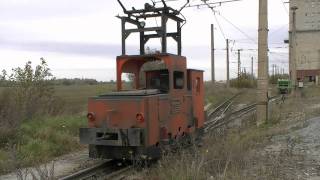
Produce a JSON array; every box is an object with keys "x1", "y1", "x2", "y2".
[
  {"x1": 187, "y1": 69, "x2": 204, "y2": 72},
  {"x1": 98, "y1": 89, "x2": 163, "y2": 97},
  {"x1": 116, "y1": 53, "x2": 186, "y2": 59}
]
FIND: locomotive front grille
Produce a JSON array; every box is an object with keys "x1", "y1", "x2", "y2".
[
  {"x1": 80, "y1": 128, "x2": 145, "y2": 147},
  {"x1": 171, "y1": 99, "x2": 181, "y2": 114}
]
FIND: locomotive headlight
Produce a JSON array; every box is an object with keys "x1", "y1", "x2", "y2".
[
  {"x1": 87, "y1": 112, "x2": 95, "y2": 121},
  {"x1": 136, "y1": 113, "x2": 144, "y2": 123}
]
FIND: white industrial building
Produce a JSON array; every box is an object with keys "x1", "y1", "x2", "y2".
[{"x1": 290, "y1": 0, "x2": 320, "y2": 84}]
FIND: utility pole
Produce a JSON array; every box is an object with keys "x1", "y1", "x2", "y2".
[
  {"x1": 211, "y1": 24, "x2": 215, "y2": 83},
  {"x1": 251, "y1": 57, "x2": 254, "y2": 78},
  {"x1": 226, "y1": 39, "x2": 230, "y2": 87},
  {"x1": 237, "y1": 49, "x2": 241, "y2": 80},
  {"x1": 272, "y1": 64, "x2": 275, "y2": 77},
  {"x1": 290, "y1": 6, "x2": 298, "y2": 92},
  {"x1": 257, "y1": 0, "x2": 269, "y2": 126}
]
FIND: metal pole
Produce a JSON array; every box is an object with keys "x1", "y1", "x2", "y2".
[
  {"x1": 140, "y1": 31, "x2": 145, "y2": 55},
  {"x1": 177, "y1": 22, "x2": 182, "y2": 55},
  {"x1": 121, "y1": 19, "x2": 126, "y2": 55},
  {"x1": 238, "y1": 49, "x2": 241, "y2": 80},
  {"x1": 251, "y1": 57, "x2": 254, "y2": 85},
  {"x1": 272, "y1": 64, "x2": 275, "y2": 77},
  {"x1": 226, "y1": 39, "x2": 230, "y2": 87},
  {"x1": 251, "y1": 57, "x2": 254, "y2": 78},
  {"x1": 291, "y1": 6, "x2": 298, "y2": 92},
  {"x1": 211, "y1": 24, "x2": 215, "y2": 83},
  {"x1": 161, "y1": 15, "x2": 167, "y2": 53},
  {"x1": 257, "y1": 0, "x2": 269, "y2": 126}
]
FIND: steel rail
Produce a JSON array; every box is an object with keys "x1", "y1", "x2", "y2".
[
  {"x1": 204, "y1": 103, "x2": 257, "y2": 132},
  {"x1": 205, "y1": 94, "x2": 283, "y2": 133},
  {"x1": 206, "y1": 92, "x2": 241, "y2": 121},
  {"x1": 268, "y1": 95, "x2": 282, "y2": 103},
  {"x1": 59, "y1": 160, "x2": 130, "y2": 180}
]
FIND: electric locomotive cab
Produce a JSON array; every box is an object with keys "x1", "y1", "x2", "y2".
[
  {"x1": 80, "y1": 0, "x2": 205, "y2": 161},
  {"x1": 79, "y1": 54, "x2": 204, "y2": 160}
]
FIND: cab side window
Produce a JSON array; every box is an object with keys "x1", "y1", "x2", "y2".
[
  {"x1": 174, "y1": 71, "x2": 184, "y2": 89},
  {"x1": 195, "y1": 77, "x2": 200, "y2": 93}
]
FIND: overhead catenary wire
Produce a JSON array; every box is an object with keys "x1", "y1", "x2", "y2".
[
  {"x1": 216, "y1": 12, "x2": 257, "y2": 44},
  {"x1": 280, "y1": 0, "x2": 289, "y2": 15},
  {"x1": 186, "y1": 0, "x2": 243, "y2": 8},
  {"x1": 214, "y1": 12, "x2": 227, "y2": 40},
  {"x1": 163, "y1": 0, "x2": 289, "y2": 72}
]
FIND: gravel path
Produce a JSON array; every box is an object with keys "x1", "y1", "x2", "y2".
[
  {"x1": 264, "y1": 116, "x2": 320, "y2": 179},
  {"x1": 0, "y1": 150, "x2": 103, "y2": 180}
]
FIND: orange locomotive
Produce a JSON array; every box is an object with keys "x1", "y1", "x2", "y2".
[{"x1": 80, "y1": 0, "x2": 205, "y2": 160}]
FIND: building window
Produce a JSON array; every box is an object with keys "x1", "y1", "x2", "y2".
[{"x1": 174, "y1": 71, "x2": 184, "y2": 89}]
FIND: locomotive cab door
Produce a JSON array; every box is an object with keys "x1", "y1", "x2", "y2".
[{"x1": 187, "y1": 69, "x2": 205, "y2": 129}]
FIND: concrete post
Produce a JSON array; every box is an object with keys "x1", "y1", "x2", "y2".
[
  {"x1": 291, "y1": 6, "x2": 298, "y2": 93},
  {"x1": 226, "y1": 39, "x2": 230, "y2": 87},
  {"x1": 257, "y1": 0, "x2": 269, "y2": 126},
  {"x1": 211, "y1": 24, "x2": 215, "y2": 83},
  {"x1": 238, "y1": 49, "x2": 241, "y2": 80},
  {"x1": 251, "y1": 57, "x2": 254, "y2": 84}
]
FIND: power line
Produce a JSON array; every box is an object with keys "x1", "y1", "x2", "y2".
[
  {"x1": 217, "y1": 12, "x2": 258, "y2": 44},
  {"x1": 214, "y1": 12, "x2": 227, "y2": 40},
  {"x1": 199, "y1": 0, "x2": 228, "y2": 40},
  {"x1": 280, "y1": 0, "x2": 289, "y2": 15},
  {"x1": 186, "y1": 0, "x2": 243, "y2": 8},
  {"x1": 269, "y1": 23, "x2": 289, "y2": 37}
]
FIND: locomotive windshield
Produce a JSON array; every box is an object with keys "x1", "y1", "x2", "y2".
[{"x1": 146, "y1": 69, "x2": 169, "y2": 93}]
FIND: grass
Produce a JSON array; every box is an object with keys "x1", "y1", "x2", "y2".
[
  {"x1": 54, "y1": 83, "x2": 116, "y2": 114},
  {"x1": 0, "y1": 83, "x2": 116, "y2": 175},
  {"x1": 141, "y1": 126, "x2": 273, "y2": 179},
  {"x1": 205, "y1": 82, "x2": 238, "y2": 106},
  {"x1": 0, "y1": 116, "x2": 87, "y2": 174}
]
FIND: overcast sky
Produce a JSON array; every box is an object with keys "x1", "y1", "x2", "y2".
[{"x1": 0, "y1": 0, "x2": 289, "y2": 81}]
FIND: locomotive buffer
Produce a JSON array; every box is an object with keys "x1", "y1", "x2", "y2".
[{"x1": 79, "y1": 0, "x2": 205, "y2": 160}]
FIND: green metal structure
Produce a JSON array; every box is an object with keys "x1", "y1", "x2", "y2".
[{"x1": 277, "y1": 79, "x2": 292, "y2": 94}]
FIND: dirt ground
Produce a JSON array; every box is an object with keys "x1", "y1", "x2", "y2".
[
  {"x1": 0, "y1": 149, "x2": 104, "y2": 180},
  {"x1": 257, "y1": 116, "x2": 320, "y2": 179},
  {"x1": 246, "y1": 88, "x2": 320, "y2": 179}
]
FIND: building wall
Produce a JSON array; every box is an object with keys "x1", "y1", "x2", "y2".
[
  {"x1": 290, "y1": 0, "x2": 320, "y2": 31},
  {"x1": 290, "y1": 0, "x2": 320, "y2": 81},
  {"x1": 295, "y1": 32, "x2": 320, "y2": 70}
]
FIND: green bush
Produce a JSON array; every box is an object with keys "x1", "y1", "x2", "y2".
[
  {"x1": 269, "y1": 74, "x2": 289, "y2": 84},
  {"x1": 230, "y1": 73, "x2": 256, "y2": 88},
  {"x1": 0, "y1": 59, "x2": 63, "y2": 147}
]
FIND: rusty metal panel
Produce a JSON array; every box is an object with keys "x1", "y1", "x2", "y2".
[
  {"x1": 145, "y1": 96, "x2": 160, "y2": 146},
  {"x1": 187, "y1": 69, "x2": 205, "y2": 129},
  {"x1": 80, "y1": 128, "x2": 144, "y2": 147}
]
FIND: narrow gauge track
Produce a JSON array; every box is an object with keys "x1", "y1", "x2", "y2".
[
  {"x1": 204, "y1": 103, "x2": 257, "y2": 133},
  {"x1": 60, "y1": 94, "x2": 280, "y2": 180},
  {"x1": 204, "y1": 94, "x2": 283, "y2": 133},
  {"x1": 59, "y1": 160, "x2": 131, "y2": 180},
  {"x1": 205, "y1": 92, "x2": 241, "y2": 120}
]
